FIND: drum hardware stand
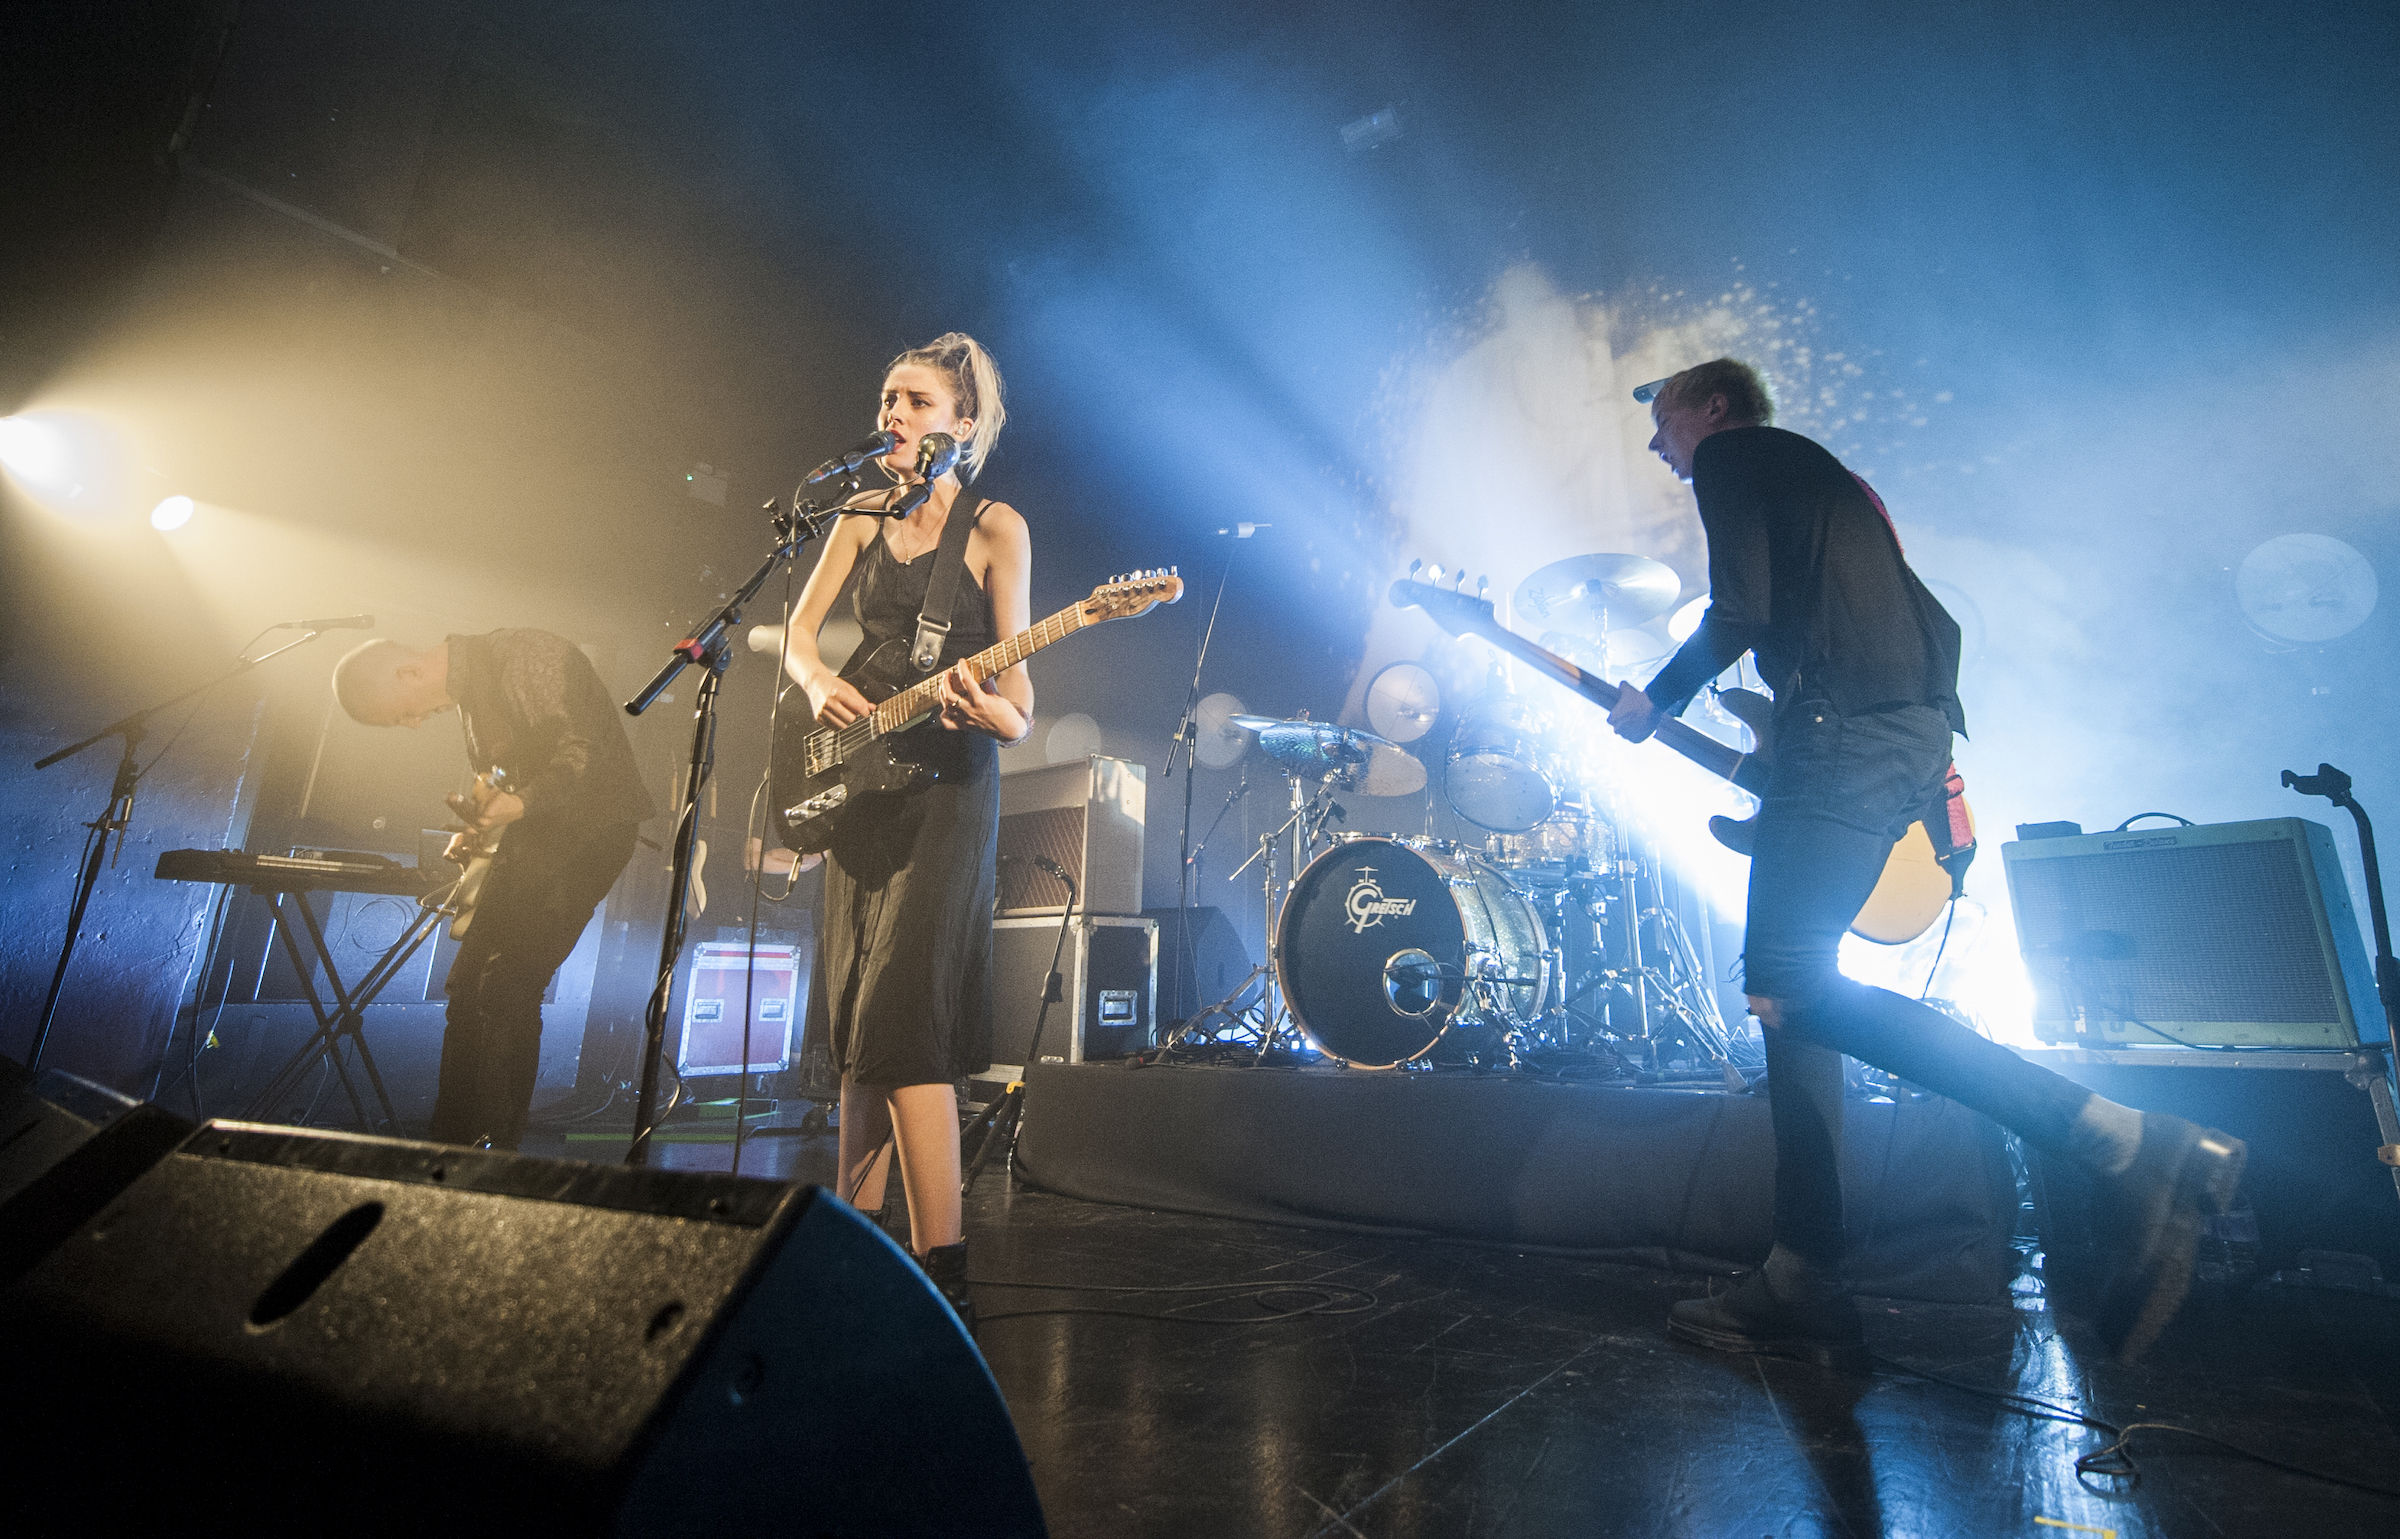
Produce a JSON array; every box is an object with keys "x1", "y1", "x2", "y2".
[
  {"x1": 1165, "y1": 766, "x2": 1341, "y2": 1063},
  {"x1": 621, "y1": 481, "x2": 854, "y2": 1167},
  {"x1": 26, "y1": 623, "x2": 345, "y2": 1072}
]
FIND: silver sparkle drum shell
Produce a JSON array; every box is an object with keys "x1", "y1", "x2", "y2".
[
  {"x1": 1276, "y1": 836, "x2": 1552, "y2": 1068},
  {"x1": 1443, "y1": 697, "x2": 1556, "y2": 833}
]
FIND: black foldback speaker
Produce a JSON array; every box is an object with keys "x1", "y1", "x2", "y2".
[
  {"x1": 2002, "y1": 816, "x2": 2388, "y2": 1048},
  {"x1": 3, "y1": 1121, "x2": 1046, "y2": 1537},
  {"x1": 0, "y1": 1056, "x2": 192, "y2": 1286}
]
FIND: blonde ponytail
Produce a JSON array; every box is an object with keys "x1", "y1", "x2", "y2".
[{"x1": 888, "y1": 332, "x2": 1008, "y2": 482}]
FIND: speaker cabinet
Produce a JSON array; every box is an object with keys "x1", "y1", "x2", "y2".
[
  {"x1": 991, "y1": 915, "x2": 1158, "y2": 1067},
  {"x1": 0, "y1": 1059, "x2": 192, "y2": 1286},
  {"x1": 997, "y1": 756, "x2": 1144, "y2": 917},
  {"x1": 2003, "y1": 817, "x2": 2388, "y2": 1048},
  {"x1": 3, "y1": 1121, "x2": 1047, "y2": 1537}
]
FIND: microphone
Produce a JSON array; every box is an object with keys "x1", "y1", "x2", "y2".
[
  {"x1": 914, "y1": 432, "x2": 961, "y2": 483},
  {"x1": 1216, "y1": 522, "x2": 1271, "y2": 538},
  {"x1": 276, "y1": 614, "x2": 374, "y2": 631},
  {"x1": 1034, "y1": 854, "x2": 1077, "y2": 891},
  {"x1": 802, "y1": 430, "x2": 898, "y2": 486}
]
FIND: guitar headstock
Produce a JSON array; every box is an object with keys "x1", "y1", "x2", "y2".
[
  {"x1": 1083, "y1": 568, "x2": 1186, "y2": 622},
  {"x1": 1387, "y1": 560, "x2": 1498, "y2": 639}
]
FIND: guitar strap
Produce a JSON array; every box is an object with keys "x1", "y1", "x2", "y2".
[{"x1": 908, "y1": 491, "x2": 983, "y2": 673}]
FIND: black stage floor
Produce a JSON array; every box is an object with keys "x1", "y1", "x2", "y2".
[{"x1": 522, "y1": 1112, "x2": 2400, "y2": 1539}]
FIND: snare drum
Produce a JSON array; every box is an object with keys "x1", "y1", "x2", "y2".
[
  {"x1": 1444, "y1": 695, "x2": 1556, "y2": 833},
  {"x1": 1276, "y1": 835, "x2": 1553, "y2": 1067}
]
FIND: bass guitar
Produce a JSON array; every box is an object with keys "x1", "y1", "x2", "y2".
[
  {"x1": 436, "y1": 766, "x2": 513, "y2": 939},
  {"x1": 1389, "y1": 573, "x2": 1969, "y2": 944},
  {"x1": 771, "y1": 571, "x2": 1184, "y2": 852}
]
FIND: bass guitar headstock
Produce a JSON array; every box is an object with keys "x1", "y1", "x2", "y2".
[
  {"x1": 1387, "y1": 561, "x2": 1498, "y2": 639},
  {"x1": 1082, "y1": 568, "x2": 1186, "y2": 623}
]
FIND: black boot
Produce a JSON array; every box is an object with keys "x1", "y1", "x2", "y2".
[
  {"x1": 920, "y1": 1241, "x2": 976, "y2": 1334},
  {"x1": 2094, "y1": 1113, "x2": 2247, "y2": 1363},
  {"x1": 1669, "y1": 1270, "x2": 1869, "y2": 1374}
]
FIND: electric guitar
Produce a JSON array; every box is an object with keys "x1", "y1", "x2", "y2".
[
  {"x1": 1389, "y1": 575, "x2": 1969, "y2": 944},
  {"x1": 437, "y1": 767, "x2": 513, "y2": 940},
  {"x1": 770, "y1": 571, "x2": 1184, "y2": 853}
]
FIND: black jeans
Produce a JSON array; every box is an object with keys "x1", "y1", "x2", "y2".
[
  {"x1": 431, "y1": 819, "x2": 637, "y2": 1150},
  {"x1": 1743, "y1": 701, "x2": 2093, "y2": 1268}
]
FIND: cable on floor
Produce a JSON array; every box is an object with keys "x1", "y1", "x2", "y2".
[
  {"x1": 1874, "y1": 1353, "x2": 2400, "y2": 1500},
  {"x1": 968, "y1": 1273, "x2": 1381, "y2": 1326}
]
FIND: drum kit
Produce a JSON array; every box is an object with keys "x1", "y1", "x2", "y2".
[{"x1": 1169, "y1": 554, "x2": 1756, "y2": 1081}]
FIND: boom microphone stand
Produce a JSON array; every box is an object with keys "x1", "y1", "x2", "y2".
[
  {"x1": 26, "y1": 625, "x2": 341, "y2": 1070},
  {"x1": 621, "y1": 487, "x2": 851, "y2": 1167},
  {"x1": 1162, "y1": 523, "x2": 1262, "y2": 1031},
  {"x1": 2281, "y1": 762, "x2": 2400, "y2": 1196}
]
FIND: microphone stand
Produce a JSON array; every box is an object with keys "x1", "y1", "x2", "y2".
[
  {"x1": 621, "y1": 485, "x2": 849, "y2": 1167},
  {"x1": 2281, "y1": 762, "x2": 2400, "y2": 1192},
  {"x1": 1163, "y1": 534, "x2": 1245, "y2": 1029},
  {"x1": 961, "y1": 864, "x2": 1076, "y2": 1198},
  {"x1": 25, "y1": 627, "x2": 338, "y2": 1070}
]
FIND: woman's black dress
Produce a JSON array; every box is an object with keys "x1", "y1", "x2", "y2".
[{"x1": 814, "y1": 515, "x2": 999, "y2": 1089}]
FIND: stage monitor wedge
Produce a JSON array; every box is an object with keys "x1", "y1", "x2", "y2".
[
  {"x1": 2, "y1": 1121, "x2": 1047, "y2": 1537},
  {"x1": 2003, "y1": 816, "x2": 2387, "y2": 1048}
]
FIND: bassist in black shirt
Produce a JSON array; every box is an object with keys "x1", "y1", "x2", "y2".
[{"x1": 1610, "y1": 358, "x2": 2244, "y2": 1366}]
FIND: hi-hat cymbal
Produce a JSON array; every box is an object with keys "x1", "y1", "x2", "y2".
[
  {"x1": 1513, "y1": 554, "x2": 1680, "y2": 636},
  {"x1": 1228, "y1": 716, "x2": 1426, "y2": 796}
]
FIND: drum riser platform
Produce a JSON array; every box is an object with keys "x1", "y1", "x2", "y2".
[{"x1": 1015, "y1": 1061, "x2": 2021, "y2": 1304}]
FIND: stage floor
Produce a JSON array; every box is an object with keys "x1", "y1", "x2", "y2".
[{"x1": 516, "y1": 1112, "x2": 2400, "y2": 1539}]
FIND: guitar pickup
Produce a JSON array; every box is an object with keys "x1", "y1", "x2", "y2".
[{"x1": 785, "y1": 784, "x2": 849, "y2": 823}]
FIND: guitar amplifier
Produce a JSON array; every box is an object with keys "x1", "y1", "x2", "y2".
[
  {"x1": 996, "y1": 755, "x2": 1145, "y2": 917},
  {"x1": 2002, "y1": 817, "x2": 2389, "y2": 1048}
]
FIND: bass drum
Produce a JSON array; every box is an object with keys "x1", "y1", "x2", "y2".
[
  {"x1": 1444, "y1": 696, "x2": 1555, "y2": 833},
  {"x1": 1277, "y1": 836, "x2": 1553, "y2": 1068}
]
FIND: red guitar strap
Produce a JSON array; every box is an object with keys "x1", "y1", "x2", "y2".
[{"x1": 1930, "y1": 761, "x2": 1977, "y2": 898}]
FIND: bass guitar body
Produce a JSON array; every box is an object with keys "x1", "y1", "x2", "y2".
[
  {"x1": 768, "y1": 571, "x2": 1187, "y2": 855},
  {"x1": 1702, "y1": 684, "x2": 1967, "y2": 945},
  {"x1": 769, "y1": 644, "x2": 947, "y2": 855}
]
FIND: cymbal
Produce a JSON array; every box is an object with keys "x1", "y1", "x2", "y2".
[
  {"x1": 1228, "y1": 716, "x2": 1427, "y2": 796},
  {"x1": 1513, "y1": 553, "x2": 1680, "y2": 636},
  {"x1": 1364, "y1": 661, "x2": 1441, "y2": 744}
]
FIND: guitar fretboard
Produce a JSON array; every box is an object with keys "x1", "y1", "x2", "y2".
[
  {"x1": 808, "y1": 603, "x2": 1091, "y2": 774},
  {"x1": 1392, "y1": 580, "x2": 1757, "y2": 791}
]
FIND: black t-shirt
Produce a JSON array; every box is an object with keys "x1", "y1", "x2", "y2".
[
  {"x1": 446, "y1": 629, "x2": 655, "y2": 830},
  {"x1": 1645, "y1": 426, "x2": 1965, "y2": 734}
]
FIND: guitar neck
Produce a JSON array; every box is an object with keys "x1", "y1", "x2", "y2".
[
  {"x1": 1454, "y1": 616, "x2": 1751, "y2": 786},
  {"x1": 867, "y1": 603, "x2": 1088, "y2": 735}
]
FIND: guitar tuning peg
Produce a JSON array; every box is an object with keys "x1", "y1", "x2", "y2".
[
  {"x1": 1427, "y1": 563, "x2": 1445, "y2": 584},
  {"x1": 1476, "y1": 575, "x2": 1490, "y2": 599},
  {"x1": 1409, "y1": 558, "x2": 1424, "y2": 578},
  {"x1": 1169, "y1": 565, "x2": 1177, "y2": 576}
]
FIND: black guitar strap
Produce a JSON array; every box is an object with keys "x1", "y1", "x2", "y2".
[{"x1": 908, "y1": 491, "x2": 983, "y2": 673}]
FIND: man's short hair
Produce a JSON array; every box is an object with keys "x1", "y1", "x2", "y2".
[
  {"x1": 332, "y1": 638, "x2": 408, "y2": 722},
  {"x1": 1656, "y1": 357, "x2": 1776, "y2": 425}
]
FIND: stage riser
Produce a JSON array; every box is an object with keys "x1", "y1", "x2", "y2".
[{"x1": 1015, "y1": 1062, "x2": 2020, "y2": 1304}]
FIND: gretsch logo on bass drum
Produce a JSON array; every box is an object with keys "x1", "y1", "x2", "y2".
[{"x1": 1344, "y1": 867, "x2": 1417, "y2": 934}]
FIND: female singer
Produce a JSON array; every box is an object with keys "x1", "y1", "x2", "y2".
[{"x1": 782, "y1": 333, "x2": 1031, "y2": 1320}]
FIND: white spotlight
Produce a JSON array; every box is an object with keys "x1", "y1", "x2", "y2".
[
  {"x1": 0, "y1": 414, "x2": 73, "y2": 490},
  {"x1": 150, "y1": 494, "x2": 195, "y2": 531}
]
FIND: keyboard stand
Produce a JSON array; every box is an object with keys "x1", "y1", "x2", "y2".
[{"x1": 241, "y1": 889, "x2": 449, "y2": 1134}]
